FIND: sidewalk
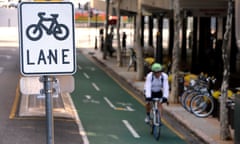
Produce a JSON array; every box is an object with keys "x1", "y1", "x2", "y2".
[{"x1": 79, "y1": 47, "x2": 234, "y2": 144}]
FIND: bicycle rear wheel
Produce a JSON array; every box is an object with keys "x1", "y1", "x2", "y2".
[
  {"x1": 183, "y1": 92, "x2": 199, "y2": 112},
  {"x1": 152, "y1": 110, "x2": 161, "y2": 140},
  {"x1": 190, "y1": 94, "x2": 214, "y2": 118}
]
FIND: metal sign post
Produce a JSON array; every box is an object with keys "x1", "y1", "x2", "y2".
[{"x1": 41, "y1": 76, "x2": 55, "y2": 144}]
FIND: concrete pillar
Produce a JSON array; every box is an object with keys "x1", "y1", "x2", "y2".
[
  {"x1": 148, "y1": 16, "x2": 153, "y2": 47},
  {"x1": 155, "y1": 15, "x2": 163, "y2": 63},
  {"x1": 191, "y1": 17, "x2": 199, "y2": 73},
  {"x1": 214, "y1": 17, "x2": 224, "y2": 79},
  {"x1": 236, "y1": 46, "x2": 240, "y2": 73},
  {"x1": 230, "y1": 18, "x2": 238, "y2": 73},
  {"x1": 198, "y1": 17, "x2": 212, "y2": 74},
  {"x1": 181, "y1": 17, "x2": 187, "y2": 63},
  {"x1": 168, "y1": 18, "x2": 174, "y2": 59},
  {"x1": 141, "y1": 15, "x2": 144, "y2": 46}
]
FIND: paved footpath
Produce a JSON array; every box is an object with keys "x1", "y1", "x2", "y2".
[{"x1": 79, "y1": 47, "x2": 234, "y2": 144}]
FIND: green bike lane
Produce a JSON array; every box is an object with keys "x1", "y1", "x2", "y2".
[{"x1": 71, "y1": 52, "x2": 187, "y2": 144}]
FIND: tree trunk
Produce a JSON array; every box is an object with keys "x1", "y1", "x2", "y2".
[
  {"x1": 135, "y1": 0, "x2": 144, "y2": 81},
  {"x1": 116, "y1": 0, "x2": 123, "y2": 67},
  {"x1": 170, "y1": 0, "x2": 181, "y2": 103},
  {"x1": 103, "y1": 0, "x2": 110, "y2": 60},
  {"x1": 220, "y1": 0, "x2": 233, "y2": 140}
]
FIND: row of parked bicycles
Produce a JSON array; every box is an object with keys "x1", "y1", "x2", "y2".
[{"x1": 177, "y1": 72, "x2": 240, "y2": 118}]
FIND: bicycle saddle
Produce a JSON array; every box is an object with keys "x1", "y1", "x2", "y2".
[
  {"x1": 38, "y1": 12, "x2": 46, "y2": 16},
  {"x1": 51, "y1": 14, "x2": 59, "y2": 18}
]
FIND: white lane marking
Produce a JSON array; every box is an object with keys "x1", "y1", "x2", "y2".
[
  {"x1": 126, "y1": 106, "x2": 135, "y2": 111},
  {"x1": 104, "y1": 97, "x2": 135, "y2": 111},
  {"x1": 0, "y1": 67, "x2": 4, "y2": 74},
  {"x1": 92, "y1": 82, "x2": 100, "y2": 91},
  {"x1": 104, "y1": 97, "x2": 116, "y2": 109},
  {"x1": 83, "y1": 72, "x2": 90, "y2": 79},
  {"x1": 68, "y1": 94, "x2": 89, "y2": 144},
  {"x1": 78, "y1": 65, "x2": 82, "y2": 70},
  {"x1": 122, "y1": 120, "x2": 140, "y2": 138},
  {"x1": 85, "y1": 95, "x2": 91, "y2": 99},
  {"x1": 83, "y1": 95, "x2": 100, "y2": 104}
]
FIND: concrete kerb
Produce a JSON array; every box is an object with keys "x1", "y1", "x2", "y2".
[{"x1": 164, "y1": 105, "x2": 215, "y2": 144}]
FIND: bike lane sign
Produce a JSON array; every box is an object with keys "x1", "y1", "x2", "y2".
[{"x1": 18, "y1": 2, "x2": 76, "y2": 75}]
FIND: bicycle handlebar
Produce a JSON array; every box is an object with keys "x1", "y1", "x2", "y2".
[{"x1": 151, "y1": 98, "x2": 169, "y2": 106}]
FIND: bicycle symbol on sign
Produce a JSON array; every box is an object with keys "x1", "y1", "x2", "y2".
[{"x1": 26, "y1": 12, "x2": 69, "y2": 41}]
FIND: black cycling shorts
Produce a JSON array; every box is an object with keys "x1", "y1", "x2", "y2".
[{"x1": 145, "y1": 91, "x2": 163, "y2": 101}]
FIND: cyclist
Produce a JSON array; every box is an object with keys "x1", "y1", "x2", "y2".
[{"x1": 144, "y1": 63, "x2": 169, "y2": 123}]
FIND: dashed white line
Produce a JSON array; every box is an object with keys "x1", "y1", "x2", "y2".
[
  {"x1": 92, "y1": 82, "x2": 100, "y2": 91},
  {"x1": 126, "y1": 106, "x2": 135, "y2": 111},
  {"x1": 83, "y1": 72, "x2": 90, "y2": 79},
  {"x1": 68, "y1": 93, "x2": 89, "y2": 144},
  {"x1": 122, "y1": 120, "x2": 140, "y2": 138},
  {"x1": 104, "y1": 97, "x2": 116, "y2": 109},
  {"x1": 78, "y1": 65, "x2": 82, "y2": 70},
  {"x1": 90, "y1": 67, "x2": 95, "y2": 71}
]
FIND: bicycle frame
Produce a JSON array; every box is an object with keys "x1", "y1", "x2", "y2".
[
  {"x1": 149, "y1": 97, "x2": 164, "y2": 141},
  {"x1": 37, "y1": 15, "x2": 59, "y2": 35},
  {"x1": 151, "y1": 99, "x2": 161, "y2": 126}
]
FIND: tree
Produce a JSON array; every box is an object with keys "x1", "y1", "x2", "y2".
[
  {"x1": 115, "y1": 0, "x2": 123, "y2": 67},
  {"x1": 135, "y1": 0, "x2": 144, "y2": 81},
  {"x1": 170, "y1": 0, "x2": 181, "y2": 103},
  {"x1": 220, "y1": 0, "x2": 233, "y2": 140},
  {"x1": 103, "y1": 0, "x2": 110, "y2": 59}
]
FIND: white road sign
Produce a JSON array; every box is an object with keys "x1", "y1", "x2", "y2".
[{"x1": 18, "y1": 2, "x2": 76, "y2": 75}]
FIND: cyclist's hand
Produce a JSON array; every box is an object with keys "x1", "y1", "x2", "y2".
[
  {"x1": 145, "y1": 97, "x2": 152, "y2": 102},
  {"x1": 162, "y1": 97, "x2": 168, "y2": 104}
]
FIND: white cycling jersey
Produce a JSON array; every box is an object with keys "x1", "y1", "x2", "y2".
[{"x1": 144, "y1": 72, "x2": 169, "y2": 99}]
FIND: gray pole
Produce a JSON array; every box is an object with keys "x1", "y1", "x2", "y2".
[{"x1": 43, "y1": 76, "x2": 55, "y2": 144}]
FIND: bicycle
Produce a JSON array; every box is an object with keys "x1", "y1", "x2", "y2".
[
  {"x1": 182, "y1": 74, "x2": 216, "y2": 114},
  {"x1": 190, "y1": 87, "x2": 240, "y2": 118},
  {"x1": 149, "y1": 97, "x2": 168, "y2": 140},
  {"x1": 26, "y1": 12, "x2": 69, "y2": 41}
]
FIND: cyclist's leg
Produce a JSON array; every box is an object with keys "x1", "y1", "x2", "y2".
[
  {"x1": 157, "y1": 101, "x2": 162, "y2": 123},
  {"x1": 158, "y1": 102, "x2": 163, "y2": 117},
  {"x1": 146, "y1": 102, "x2": 151, "y2": 116},
  {"x1": 152, "y1": 91, "x2": 163, "y2": 125},
  {"x1": 145, "y1": 97, "x2": 152, "y2": 123}
]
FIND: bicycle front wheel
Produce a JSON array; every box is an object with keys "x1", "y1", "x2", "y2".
[
  {"x1": 190, "y1": 94, "x2": 214, "y2": 118},
  {"x1": 152, "y1": 110, "x2": 161, "y2": 140}
]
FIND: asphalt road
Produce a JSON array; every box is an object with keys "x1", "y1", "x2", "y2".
[{"x1": 0, "y1": 46, "x2": 83, "y2": 144}]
